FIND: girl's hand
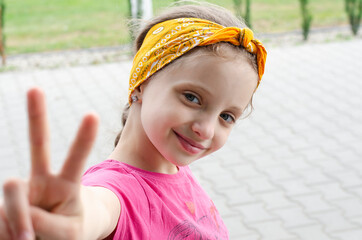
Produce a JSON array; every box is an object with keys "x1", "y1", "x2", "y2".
[{"x1": 1, "y1": 88, "x2": 99, "y2": 240}]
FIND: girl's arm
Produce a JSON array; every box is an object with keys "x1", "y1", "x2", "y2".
[
  {"x1": 1, "y1": 184, "x2": 120, "y2": 240},
  {"x1": 0, "y1": 88, "x2": 120, "y2": 239},
  {"x1": 81, "y1": 186, "x2": 121, "y2": 239}
]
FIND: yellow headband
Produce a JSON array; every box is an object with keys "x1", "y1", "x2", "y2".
[{"x1": 129, "y1": 18, "x2": 267, "y2": 104}]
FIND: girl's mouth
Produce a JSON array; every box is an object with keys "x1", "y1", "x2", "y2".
[{"x1": 173, "y1": 130, "x2": 206, "y2": 155}]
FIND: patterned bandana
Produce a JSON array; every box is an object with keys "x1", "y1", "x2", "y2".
[{"x1": 128, "y1": 17, "x2": 267, "y2": 104}]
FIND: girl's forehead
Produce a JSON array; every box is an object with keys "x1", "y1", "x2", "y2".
[
  {"x1": 165, "y1": 54, "x2": 245, "y2": 79},
  {"x1": 178, "y1": 47, "x2": 246, "y2": 64},
  {"x1": 171, "y1": 53, "x2": 253, "y2": 79}
]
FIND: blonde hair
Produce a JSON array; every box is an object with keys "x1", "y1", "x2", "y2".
[{"x1": 114, "y1": 3, "x2": 257, "y2": 147}]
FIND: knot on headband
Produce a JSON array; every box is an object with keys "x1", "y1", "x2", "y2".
[
  {"x1": 239, "y1": 28, "x2": 257, "y2": 53},
  {"x1": 128, "y1": 18, "x2": 267, "y2": 104}
]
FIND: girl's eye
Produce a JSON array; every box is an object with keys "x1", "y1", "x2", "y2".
[
  {"x1": 184, "y1": 93, "x2": 200, "y2": 104},
  {"x1": 220, "y1": 113, "x2": 235, "y2": 123}
]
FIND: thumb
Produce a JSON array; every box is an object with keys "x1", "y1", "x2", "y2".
[
  {"x1": 3, "y1": 179, "x2": 34, "y2": 240},
  {"x1": 31, "y1": 206, "x2": 82, "y2": 240},
  {"x1": 0, "y1": 202, "x2": 12, "y2": 240}
]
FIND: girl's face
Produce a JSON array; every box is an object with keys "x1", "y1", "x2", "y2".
[{"x1": 138, "y1": 52, "x2": 258, "y2": 167}]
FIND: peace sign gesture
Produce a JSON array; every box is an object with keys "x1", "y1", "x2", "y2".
[{"x1": 0, "y1": 88, "x2": 101, "y2": 239}]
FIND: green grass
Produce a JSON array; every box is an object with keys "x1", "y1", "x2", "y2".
[
  {"x1": 3, "y1": 0, "x2": 349, "y2": 55},
  {"x1": 5, "y1": 0, "x2": 129, "y2": 54}
]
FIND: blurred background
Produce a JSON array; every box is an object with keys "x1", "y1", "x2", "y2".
[
  {"x1": 0, "y1": 1, "x2": 362, "y2": 240},
  {"x1": 0, "y1": 0, "x2": 360, "y2": 68}
]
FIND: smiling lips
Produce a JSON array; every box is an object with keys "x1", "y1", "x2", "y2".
[{"x1": 174, "y1": 131, "x2": 206, "y2": 155}]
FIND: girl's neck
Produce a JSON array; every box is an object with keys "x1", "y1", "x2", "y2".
[{"x1": 107, "y1": 106, "x2": 179, "y2": 175}]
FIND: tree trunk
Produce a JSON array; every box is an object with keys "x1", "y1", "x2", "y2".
[
  {"x1": 0, "y1": 4, "x2": 6, "y2": 66},
  {"x1": 130, "y1": 0, "x2": 153, "y2": 20},
  {"x1": 141, "y1": 0, "x2": 153, "y2": 20}
]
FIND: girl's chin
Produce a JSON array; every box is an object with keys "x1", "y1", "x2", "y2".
[{"x1": 167, "y1": 154, "x2": 201, "y2": 168}]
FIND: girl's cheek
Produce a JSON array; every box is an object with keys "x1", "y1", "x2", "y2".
[{"x1": 215, "y1": 131, "x2": 230, "y2": 151}]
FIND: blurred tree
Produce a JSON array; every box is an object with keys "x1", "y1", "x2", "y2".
[
  {"x1": 345, "y1": 0, "x2": 362, "y2": 35},
  {"x1": 233, "y1": 0, "x2": 252, "y2": 28},
  {"x1": 127, "y1": 0, "x2": 153, "y2": 41},
  {"x1": 299, "y1": 0, "x2": 312, "y2": 40},
  {"x1": 0, "y1": 0, "x2": 5, "y2": 65}
]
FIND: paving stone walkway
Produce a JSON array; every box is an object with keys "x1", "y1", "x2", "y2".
[{"x1": 1, "y1": 38, "x2": 362, "y2": 239}]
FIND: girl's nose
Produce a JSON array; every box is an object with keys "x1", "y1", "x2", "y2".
[{"x1": 191, "y1": 117, "x2": 216, "y2": 140}]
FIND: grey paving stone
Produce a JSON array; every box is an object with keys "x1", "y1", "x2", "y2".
[
  {"x1": 235, "y1": 202, "x2": 277, "y2": 223},
  {"x1": 290, "y1": 225, "x2": 336, "y2": 240},
  {"x1": 261, "y1": 164, "x2": 296, "y2": 181},
  {"x1": 299, "y1": 147, "x2": 329, "y2": 162},
  {"x1": 312, "y1": 183, "x2": 354, "y2": 201},
  {"x1": 247, "y1": 153, "x2": 282, "y2": 169},
  {"x1": 332, "y1": 150, "x2": 361, "y2": 164},
  {"x1": 311, "y1": 210, "x2": 359, "y2": 233},
  {"x1": 213, "y1": 196, "x2": 240, "y2": 218},
  {"x1": 243, "y1": 176, "x2": 278, "y2": 193},
  {"x1": 222, "y1": 215, "x2": 258, "y2": 237},
  {"x1": 223, "y1": 186, "x2": 258, "y2": 205},
  {"x1": 331, "y1": 171, "x2": 362, "y2": 188},
  {"x1": 256, "y1": 191, "x2": 297, "y2": 210},
  {"x1": 348, "y1": 141, "x2": 362, "y2": 156},
  {"x1": 252, "y1": 134, "x2": 281, "y2": 149},
  {"x1": 274, "y1": 178, "x2": 317, "y2": 197},
  {"x1": 284, "y1": 137, "x2": 311, "y2": 151},
  {"x1": 203, "y1": 172, "x2": 241, "y2": 189},
  {"x1": 291, "y1": 194, "x2": 335, "y2": 214},
  {"x1": 248, "y1": 220, "x2": 297, "y2": 240},
  {"x1": 331, "y1": 228, "x2": 362, "y2": 240},
  {"x1": 331, "y1": 198, "x2": 362, "y2": 219},
  {"x1": 231, "y1": 233, "x2": 260, "y2": 240},
  {"x1": 348, "y1": 186, "x2": 362, "y2": 199},
  {"x1": 271, "y1": 207, "x2": 317, "y2": 228},
  {"x1": 230, "y1": 163, "x2": 263, "y2": 179},
  {"x1": 350, "y1": 216, "x2": 362, "y2": 227},
  {"x1": 282, "y1": 155, "x2": 311, "y2": 172},
  {"x1": 298, "y1": 168, "x2": 333, "y2": 185},
  {"x1": 313, "y1": 159, "x2": 348, "y2": 174}
]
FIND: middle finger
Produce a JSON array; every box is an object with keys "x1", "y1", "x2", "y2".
[{"x1": 28, "y1": 88, "x2": 51, "y2": 176}]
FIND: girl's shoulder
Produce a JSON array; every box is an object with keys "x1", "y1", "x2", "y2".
[
  {"x1": 81, "y1": 159, "x2": 195, "y2": 186},
  {"x1": 81, "y1": 160, "x2": 143, "y2": 192},
  {"x1": 83, "y1": 159, "x2": 128, "y2": 175}
]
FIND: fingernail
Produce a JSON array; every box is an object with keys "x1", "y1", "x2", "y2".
[{"x1": 19, "y1": 231, "x2": 34, "y2": 240}]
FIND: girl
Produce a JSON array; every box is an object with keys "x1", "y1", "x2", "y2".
[{"x1": 0, "y1": 3, "x2": 266, "y2": 240}]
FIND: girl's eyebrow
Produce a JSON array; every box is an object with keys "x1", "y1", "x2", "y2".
[
  {"x1": 179, "y1": 82, "x2": 212, "y2": 96},
  {"x1": 228, "y1": 106, "x2": 243, "y2": 116}
]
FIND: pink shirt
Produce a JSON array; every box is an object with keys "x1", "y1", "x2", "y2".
[{"x1": 82, "y1": 160, "x2": 229, "y2": 239}]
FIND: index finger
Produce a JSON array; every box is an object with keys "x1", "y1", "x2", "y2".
[
  {"x1": 27, "y1": 88, "x2": 50, "y2": 176},
  {"x1": 59, "y1": 113, "x2": 99, "y2": 182}
]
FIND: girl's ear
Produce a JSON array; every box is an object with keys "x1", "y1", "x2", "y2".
[
  {"x1": 132, "y1": 85, "x2": 144, "y2": 103},
  {"x1": 139, "y1": 84, "x2": 145, "y2": 95}
]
